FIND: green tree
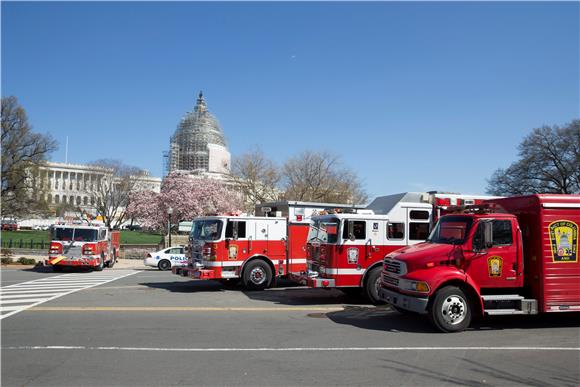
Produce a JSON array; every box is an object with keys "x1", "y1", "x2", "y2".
[
  {"x1": 1, "y1": 96, "x2": 57, "y2": 217},
  {"x1": 487, "y1": 120, "x2": 580, "y2": 195}
]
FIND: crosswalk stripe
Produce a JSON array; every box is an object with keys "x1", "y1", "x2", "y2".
[
  {"x1": 1, "y1": 293, "x2": 63, "y2": 299},
  {"x1": 0, "y1": 270, "x2": 137, "y2": 320},
  {"x1": 2, "y1": 289, "x2": 83, "y2": 294},
  {"x1": 0, "y1": 306, "x2": 23, "y2": 312},
  {"x1": 1, "y1": 298, "x2": 48, "y2": 304}
]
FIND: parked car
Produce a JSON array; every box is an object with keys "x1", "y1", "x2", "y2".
[
  {"x1": 144, "y1": 246, "x2": 187, "y2": 271},
  {"x1": 1, "y1": 219, "x2": 18, "y2": 231}
]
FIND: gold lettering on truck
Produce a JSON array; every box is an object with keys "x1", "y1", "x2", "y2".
[{"x1": 549, "y1": 220, "x2": 578, "y2": 263}]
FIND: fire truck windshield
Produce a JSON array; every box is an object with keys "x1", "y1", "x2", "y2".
[
  {"x1": 190, "y1": 219, "x2": 223, "y2": 241},
  {"x1": 308, "y1": 219, "x2": 340, "y2": 244},
  {"x1": 51, "y1": 227, "x2": 99, "y2": 242},
  {"x1": 427, "y1": 216, "x2": 473, "y2": 245}
]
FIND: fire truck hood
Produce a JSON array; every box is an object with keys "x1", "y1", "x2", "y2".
[{"x1": 389, "y1": 242, "x2": 455, "y2": 267}]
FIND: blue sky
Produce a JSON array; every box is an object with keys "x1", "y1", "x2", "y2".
[{"x1": 2, "y1": 1, "x2": 578, "y2": 201}]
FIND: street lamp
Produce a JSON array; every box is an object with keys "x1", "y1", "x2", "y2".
[{"x1": 167, "y1": 207, "x2": 173, "y2": 247}]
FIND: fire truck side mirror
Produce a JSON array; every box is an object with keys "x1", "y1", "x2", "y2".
[
  {"x1": 483, "y1": 221, "x2": 493, "y2": 248},
  {"x1": 232, "y1": 221, "x2": 239, "y2": 240},
  {"x1": 347, "y1": 221, "x2": 355, "y2": 242}
]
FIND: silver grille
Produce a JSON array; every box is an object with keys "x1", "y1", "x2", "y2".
[
  {"x1": 382, "y1": 274, "x2": 399, "y2": 287},
  {"x1": 63, "y1": 246, "x2": 82, "y2": 259},
  {"x1": 384, "y1": 258, "x2": 401, "y2": 274}
]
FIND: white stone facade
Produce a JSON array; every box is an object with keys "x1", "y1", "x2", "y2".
[{"x1": 34, "y1": 162, "x2": 161, "y2": 214}]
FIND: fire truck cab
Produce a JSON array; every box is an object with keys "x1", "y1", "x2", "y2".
[
  {"x1": 46, "y1": 224, "x2": 120, "y2": 272},
  {"x1": 174, "y1": 215, "x2": 305, "y2": 289},
  {"x1": 379, "y1": 194, "x2": 580, "y2": 332}
]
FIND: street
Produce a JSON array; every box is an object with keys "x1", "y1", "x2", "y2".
[{"x1": 2, "y1": 267, "x2": 579, "y2": 387}]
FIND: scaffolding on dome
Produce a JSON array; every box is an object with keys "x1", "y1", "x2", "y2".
[{"x1": 167, "y1": 92, "x2": 230, "y2": 176}]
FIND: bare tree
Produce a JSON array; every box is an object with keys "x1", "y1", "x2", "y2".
[
  {"x1": 282, "y1": 150, "x2": 367, "y2": 204},
  {"x1": 229, "y1": 147, "x2": 281, "y2": 212},
  {"x1": 487, "y1": 120, "x2": 580, "y2": 195},
  {"x1": 84, "y1": 159, "x2": 149, "y2": 229},
  {"x1": 1, "y1": 96, "x2": 58, "y2": 217}
]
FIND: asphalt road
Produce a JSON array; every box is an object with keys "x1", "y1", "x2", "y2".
[{"x1": 1, "y1": 267, "x2": 579, "y2": 387}]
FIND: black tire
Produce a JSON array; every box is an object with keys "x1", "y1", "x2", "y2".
[
  {"x1": 52, "y1": 265, "x2": 63, "y2": 272},
  {"x1": 94, "y1": 254, "x2": 105, "y2": 272},
  {"x1": 364, "y1": 267, "x2": 385, "y2": 305},
  {"x1": 428, "y1": 286, "x2": 472, "y2": 333},
  {"x1": 242, "y1": 260, "x2": 272, "y2": 290},
  {"x1": 158, "y1": 259, "x2": 171, "y2": 271},
  {"x1": 107, "y1": 250, "x2": 116, "y2": 268}
]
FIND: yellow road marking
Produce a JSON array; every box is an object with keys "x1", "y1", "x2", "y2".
[{"x1": 27, "y1": 306, "x2": 344, "y2": 312}]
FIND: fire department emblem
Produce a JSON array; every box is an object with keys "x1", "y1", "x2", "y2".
[
  {"x1": 487, "y1": 256, "x2": 502, "y2": 277},
  {"x1": 549, "y1": 220, "x2": 578, "y2": 263},
  {"x1": 347, "y1": 248, "x2": 359, "y2": 264},
  {"x1": 228, "y1": 245, "x2": 238, "y2": 260}
]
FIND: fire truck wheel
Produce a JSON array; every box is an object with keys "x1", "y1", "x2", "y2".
[
  {"x1": 242, "y1": 260, "x2": 272, "y2": 290},
  {"x1": 94, "y1": 254, "x2": 105, "y2": 272},
  {"x1": 365, "y1": 267, "x2": 385, "y2": 305},
  {"x1": 428, "y1": 286, "x2": 472, "y2": 333},
  {"x1": 108, "y1": 250, "x2": 116, "y2": 268},
  {"x1": 158, "y1": 259, "x2": 171, "y2": 271}
]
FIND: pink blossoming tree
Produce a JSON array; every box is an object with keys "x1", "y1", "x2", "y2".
[{"x1": 127, "y1": 172, "x2": 242, "y2": 231}]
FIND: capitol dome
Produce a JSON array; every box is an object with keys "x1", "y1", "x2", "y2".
[{"x1": 168, "y1": 92, "x2": 231, "y2": 176}]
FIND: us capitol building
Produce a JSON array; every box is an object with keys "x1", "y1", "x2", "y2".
[
  {"x1": 28, "y1": 92, "x2": 230, "y2": 217},
  {"x1": 165, "y1": 92, "x2": 231, "y2": 179}
]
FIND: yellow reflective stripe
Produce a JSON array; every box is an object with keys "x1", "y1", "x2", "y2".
[{"x1": 50, "y1": 256, "x2": 66, "y2": 265}]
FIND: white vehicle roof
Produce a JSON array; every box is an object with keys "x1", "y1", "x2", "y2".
[
  {"x1": 192, "y1": 215, "x2": 287, "y2": 222},
  {"x1": 312, "y1": 213, "x2": 389, "y2": 221}
]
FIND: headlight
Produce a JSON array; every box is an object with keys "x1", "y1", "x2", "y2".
[{"x1": 399, "y1": 279, "x2": 430, "y2": 293}]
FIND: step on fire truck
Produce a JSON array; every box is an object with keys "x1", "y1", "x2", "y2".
[
  {"x1": 292, "y1": 192, "x2": 497, "y2": 304},
  {"x1": 379, "y1": 194, "x2": 580, "y2": 332},
  {"x1": 46, "y1": 224, "x2": 120, "y2": 272},
  {"x1": 173, "y1": 201, "x2": 366, "y2": 289}
]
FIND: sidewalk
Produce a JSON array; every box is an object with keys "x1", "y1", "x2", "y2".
[{"x1": 1, "y1": 257, "x2": 147, "y2": 270}]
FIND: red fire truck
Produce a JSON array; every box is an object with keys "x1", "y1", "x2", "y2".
[
  {"x1": 293, "y1": 192, "x2": 497, "y2": 304},
  {"x1": 379, "y1": 194, "x2": 580, "y2": 332},
  {"x1": 173, "y1": 201, "x2": 366, "y2": 289},
  {"x1": 46, "y1": 224, "x2": 120, "y2": 272}
]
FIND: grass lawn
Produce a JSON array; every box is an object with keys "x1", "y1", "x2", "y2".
[{"x1": 1, "y1": 230, "x2": 162, "y2": 246}]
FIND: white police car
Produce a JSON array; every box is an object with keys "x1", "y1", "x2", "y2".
[{"x1": 144, "y1": 246, "x2": 187, "y2": 271}]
